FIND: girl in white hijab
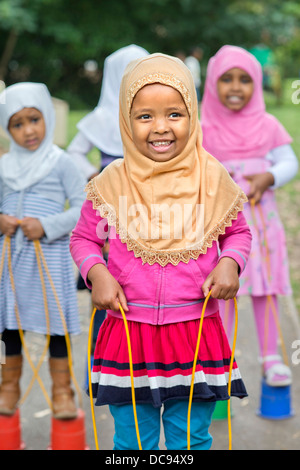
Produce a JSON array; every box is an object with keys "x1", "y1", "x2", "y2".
[
  {"x1": 67, "y1": 44, "x2": 149, "y2": 179},
  {"x1": 0, "y1": 82, "x2": 85, "y2": 420},
  {"x1": 68, "y1": 45, "x2": 149, "y2": 321},
  {"x1": 0, "y1": 82, "x2": 61, "y2": 191}
]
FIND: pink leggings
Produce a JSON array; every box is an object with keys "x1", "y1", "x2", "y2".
[{"x1": 219, "y1": 295, "x2": 279, "y2": 360}]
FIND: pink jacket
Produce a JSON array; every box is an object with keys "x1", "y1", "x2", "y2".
[{"x1": 70, "y1": 199, "x2": 252, "y2": 324}]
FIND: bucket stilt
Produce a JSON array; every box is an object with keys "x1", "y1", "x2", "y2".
[
  {"x1": 0, "y1": 409, "x2": 25, "y2": 450},
  {"x1": 48, "y1": 408, "x2": 89, "y2": 450},
  {"x1": 212, "y1": 400, "x2": 233, "y2": 421},
  {"x1": 257, "y1": 378, "x2": 294, "y2": 420}
]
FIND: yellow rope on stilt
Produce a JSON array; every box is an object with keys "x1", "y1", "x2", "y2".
[
  {"x1": 1, "y1": 236, "x2": 82, "y2": 410},
  {"x1": 187, "y1": 291, "x2": 211, "y2": 450},
  {"x1": 33, "y1": 240, "x2": 82, "y2": 408},
  {"x1": 87, "y1": 293, "x2": 238, "y2": 451},
  {"x1": 227, "y1": 297, "x2": 238, "y2": 451},
  {"x1": 4, "y1": 237, "x2": 52, "y2": 409},
  {"x1": 88, "y1": 307, "x2": 99, "y2": 450},
  {"x1": 250, "y1": 199, "x2": 289, "y2": 368},
  {"x1": 88, "y1": 304, "x2": 142, "y2": 450},
  {"x1": 187, "y1": 292, "x2": 238, "y2": 451}
]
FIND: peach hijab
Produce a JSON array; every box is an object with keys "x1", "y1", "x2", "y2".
[{"x1": 86, "y1": 53, "x2": 247, "y2": 266}]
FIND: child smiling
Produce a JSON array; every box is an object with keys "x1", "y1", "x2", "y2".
[
  {"x1": 201, "y1": 45, "x2": 298, "y2": 388},
  {"x1": 70, "y1": 53, "x2": 252, "y2": 450},
  {"x1": 0, "y1": 82, "x2": 85, "y2": 419}
]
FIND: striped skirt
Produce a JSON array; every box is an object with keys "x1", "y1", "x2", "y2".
[{"x1": 91, "y1": 312, "x2": 247, "y2": 407}]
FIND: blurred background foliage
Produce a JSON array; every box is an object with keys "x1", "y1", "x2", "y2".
[{"x1": 0, "y1": 0, "x2": 299, "y2": 108}]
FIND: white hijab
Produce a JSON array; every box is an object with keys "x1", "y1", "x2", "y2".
[
  {"x1": 0, "y1": 82, "x2": 63, "y2": 191},
  {"x1": 77, "y1": 44, "x2": 149, "y2": 156}
]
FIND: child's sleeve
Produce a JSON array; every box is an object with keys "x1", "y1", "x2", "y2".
[
  {"x1": 218, "y1": 211, "x2": 252, "y2": 275},
  {"x1": 67, "y1": 131, "x2": 99, "y2": 180},
  {"x1": 39, "y1": 155, "x2": 86, "y2": 242},
  {"x1": 70, "y1": 199, "x2": 107, "y2": 289},
  {"x1": 267, "y1": 144, "x2": 299, "y2": 189}
]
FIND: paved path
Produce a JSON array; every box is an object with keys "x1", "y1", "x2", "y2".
[{"x1": 9, "y1": 290, "x2": 300, "y2": 450}]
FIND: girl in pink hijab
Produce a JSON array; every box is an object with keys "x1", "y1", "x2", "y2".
[{"x1": 201, "y1": 45, "x2": 298, "y2": 388}]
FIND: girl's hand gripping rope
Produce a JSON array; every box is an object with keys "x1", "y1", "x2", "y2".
[
  {"x1": 244, "y1": 172, "x2": 274, "y2": 204},
  {"x1": 19, "y1": 217, "x2": 45, "y2": 240},
  {"x1": 88, "y1": 263, "x2": 128, "y2": 313},
  {"x1": 202, "y1": 257, "x2": 240, "y2": 300},
  {"x1": 0, "y1": 213, "x2": 19, "y2": 237}
]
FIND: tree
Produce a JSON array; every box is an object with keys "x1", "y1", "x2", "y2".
[
  {"x1": 0, "y1": 0, "x2": 39, "y2": 80},
  {"x1": 0, "y1": 0, "x2": 298, "y2": 107}
]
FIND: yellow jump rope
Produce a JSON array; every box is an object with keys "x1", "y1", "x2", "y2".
[
  {"x1": 249, "y1": 199, "x2": 289, "y2": 368},
  {"x1": 0, "y1": 230, "x2": 240, "y2": 449},
  {"x1": 88, "y1": 292, "x2": 239, "y2": 451},
  {"x1": 0, "y1": 234, "x2": 82, "y2": 411}
]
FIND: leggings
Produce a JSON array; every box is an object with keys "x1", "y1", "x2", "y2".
[
  {"x1": 1, "y1": 329, "x2": 68, "y2": 358},
  {"x1": 109, "y1": 400, "x2": 216, "y2": 450},
  {"x1": 220, "y1": 295, "x2": 279, "y2": 360}
]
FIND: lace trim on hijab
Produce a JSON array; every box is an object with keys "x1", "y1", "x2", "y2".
[
  {"x1": 85, "y1": 178, "x2": 248, "y2": 267},
  {"x1": 127, "y1": 72, "x2": 192, "y2": 115}
]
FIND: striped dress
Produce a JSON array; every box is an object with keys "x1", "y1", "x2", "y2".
[
  {"x1": 0, "y1": 154, "x2": 85, "y2": 336},
  {"x1": 91, "y1": 312, "x2": 247, "y2": 407}
]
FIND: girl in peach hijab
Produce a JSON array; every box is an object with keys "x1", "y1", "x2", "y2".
[{"x1": 71, "y1": 53, "x2": 252, "y2": 450}]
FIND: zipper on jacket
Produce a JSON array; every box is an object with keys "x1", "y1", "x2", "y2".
[{"x1": 157, "y1": 265, "x2": 164, "y2": 325}]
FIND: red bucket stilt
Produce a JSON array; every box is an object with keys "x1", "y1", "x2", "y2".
[
  {"x1": 48, "y1": 408, "x2": 89, "y2": 450},
  {"x1": 0, "y1": 409, "x2": 25, "y2": 450}
]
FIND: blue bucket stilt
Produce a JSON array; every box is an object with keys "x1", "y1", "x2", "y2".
[{"x1": 257, "y1": 378, "x2": 294, "y2": 420}]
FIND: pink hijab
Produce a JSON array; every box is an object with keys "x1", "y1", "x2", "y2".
[{"x1": 201, "y1": 45, "x2": 292, "y2": 161}]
